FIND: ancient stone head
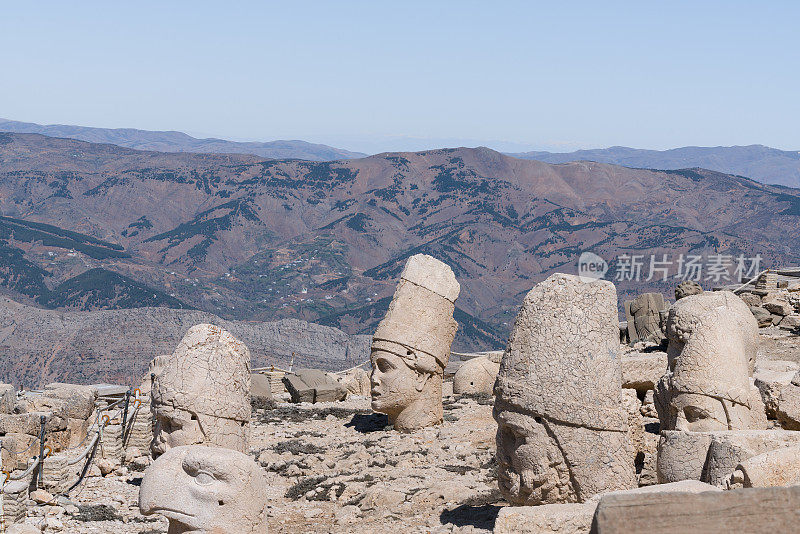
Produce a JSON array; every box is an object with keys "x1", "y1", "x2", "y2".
[
  {"x1": 370, "y1": 254, "x2": 459, "y2": 432},
  {"x1": 151, "y1": 324, "x2": 251, "y2": 457},
  {"x1": 655, "y1": 291, "x2": 758, "y2": 432},
  {"x1": 453, "y1": 356, "x2": 499, "y2": 395},
  {"x1": 675, "y1": 280, "x2": 703, "y2": 301},
  {"x1": 139, "y1": 445, "x2": 268, "y2": 534},
  {"x1": 493, "y1": 273, "x2": 635, "y2": 505}
]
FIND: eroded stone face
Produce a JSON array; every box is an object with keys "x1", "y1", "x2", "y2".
[
  {"x1": 493, "y1": 273, "x2": 635, "y2": 504},
  {"x1": 370, "y1": 254, "x2": 459, "y2": 432},
  {"x1": 494, "y1": 401, "x2": 576, "y2": 505},
  {"x1": 139, "y1": 445, "x2": 268, "y2": 534},
  {"x1": 656, "y1": 291, "x2": 759, "y2": 432},
  {"x1": 151, "y1": 324, "x2": 251, "y2": 457}
]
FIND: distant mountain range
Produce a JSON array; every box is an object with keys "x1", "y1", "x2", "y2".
[
  {"x1": 511, "y1": 145, "x2": 800, "y2": 188},
  {"x1": 1, "y1": 132, "x2": 799, "y2": 365},
  {"x1": 0, "y1": 118, "x2": 366, "y2": 161},
  {"x1": 4, "y1": 119, "x2": 799, "y2": 188}
]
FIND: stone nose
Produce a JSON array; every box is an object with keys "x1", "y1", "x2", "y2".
[{"x1": 139, "y1": 447, "x2": 186, "y2": 515}]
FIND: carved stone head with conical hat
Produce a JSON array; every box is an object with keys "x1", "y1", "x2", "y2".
[
  {"x1": 151, "y1": 324, "x2": 251, "y2": 457},
  {"x1": 493, "y1": 273, "x2": 635, "y2": 505},
  {"x1": 370, "y1": 254, "x2": 460, "y2": 432}
]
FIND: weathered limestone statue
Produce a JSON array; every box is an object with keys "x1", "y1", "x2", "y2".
[
  {"x1": 151, "y1": 324, "x2": 251, "y2": 457},
  {"x1": 493, "y1": 273, "x2": 635, "y2": 505},
  {"x1": 625, "y1": 292, "x2": 666, "y2": 344},
  {"x1": 139, "y1": 445, "x2": 268, "y2": 533},
  {"x1": 370, "y1": 254, "x2": 460, "y2": 432},
  {"x1": 655, "y1": 291, "x2": 759, "y2": 432}
]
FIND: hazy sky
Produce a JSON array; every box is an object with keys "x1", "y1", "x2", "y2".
[{"x1": 2, "y1": 1, "x2": 798, "y2": 153}]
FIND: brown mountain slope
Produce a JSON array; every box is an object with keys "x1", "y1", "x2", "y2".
[
  {"x1": 0, "y1": 296, "x2": 370, "y2": 388},
  {"x1": 0, "y1": 133, "x2": 798, "y2": 352}
]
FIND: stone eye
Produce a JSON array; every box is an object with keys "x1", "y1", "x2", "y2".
[{"x1": 195, "y1": 471, "x2": 216, "y2": 485}]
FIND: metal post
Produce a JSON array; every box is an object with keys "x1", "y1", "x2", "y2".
[
  {"x1": 36, "y1": 415, "x2": 46, "y2": 489},
  {"x1": 121, "y1": 389, "x2": 131, "y2": 432}
]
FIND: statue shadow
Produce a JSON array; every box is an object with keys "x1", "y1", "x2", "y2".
[
  {"x1": 345, "y1": 413, "x2": 390, "y2": 433},
  {"x1": 440, "y1": 503, "x2": 503, "y2": 530}
]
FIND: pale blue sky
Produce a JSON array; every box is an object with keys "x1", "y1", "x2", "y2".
[{"x1": 1, "y1": 1, "x2": 798, "y2": 153}]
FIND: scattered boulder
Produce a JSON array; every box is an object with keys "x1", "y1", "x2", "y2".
[
  {"x1": 778, "y1": 314, "x2": 800, "y2": 330},
  {"x1": 284, "y1": 369, "x2": 348, "y2": 403},
  {"x1": 339, "y1": 367, "x2": 370, "y2": 396},
  {"x1": 726, "y1": 445, "x2": 800, "y2": 489},
  {"x1": 657, "y1": 429, "x2": 800, "y2": 485},
  {"x1": 738, "y1": 292, "x2": 762, "y2": 307},
  {"x1": 620, "y1": 352, "x2": 667, "y2": 393},
  {"x1": 750, "y1": 306, "x2": 774, "y2": 327},
  {"x1": 764, "y1": 300, "x2": 794, "y2": 317},
  {"x1": 29, "y1": 489, "x2": 54, "y2": 504}
]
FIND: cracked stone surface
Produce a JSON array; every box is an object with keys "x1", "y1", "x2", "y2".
[
  {"x1": 493, "y1": 273, "x2": 635, "y2": 505},
  {"x1": 151, "y1": 324, "x2": 252, "y2": 456}
]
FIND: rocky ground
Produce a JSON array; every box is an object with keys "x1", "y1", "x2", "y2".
[
  {"x1": 22, "y1": 394, "x2": 501, "y2": 534},
  {"x1": 12, "y1": 328, "x2": 800, "y2": 534}
]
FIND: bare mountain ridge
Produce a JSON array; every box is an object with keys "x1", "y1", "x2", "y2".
[
  {"x1": 0, "y1": 118, "x2": 365, "y2": 161},
  {"x1": 0, "y1": 132, "x2": 799, "y2": 362},
  {"x1": 511, "y1": 144, "x2": 800, "y2": 188},
  {"x1": 0, "y1": 296, "x2": 370, "y2": 388}
]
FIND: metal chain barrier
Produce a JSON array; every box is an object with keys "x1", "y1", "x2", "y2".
[{"x1": 0, "y1": 393, "x2": 129, "y2": 498}]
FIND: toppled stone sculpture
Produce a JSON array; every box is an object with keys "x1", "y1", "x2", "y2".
[
  {"x1": 453, "y1": 356, "x2": 499, "y2": 395},
  {"x1": 657, "y1": 429, "x2": 800, "y2": 485},
  {"x1": 726, "y1": 445, "x2": 800, "y2": 489},
  {"x1": 139, "y1": 445, "x2": 268, "y2": 534},
  {"x1": 370, "y1": 254, "x2": 460, "y2": 432},
  {"x1": 494, "y1": 273, "x2": 635, "y2": 505},
  {"x1": 283, "y1": 369, "x2": 347, "y2": 403},
  {"x1": 625, "y1": 293, "x2": 666, "y2": 344},
  {"x1": 151, "y1": 324, "x2": 251, "y2": 457},
  {"x1": 655, "y1": 291, "x2": 759, "y2": 432},
  {"x1": 339, "y1": 367, "x2": 370, "y2": 396},
  {"x1": 674, "y1": 280, "x2": 703, "y2": 300}
]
